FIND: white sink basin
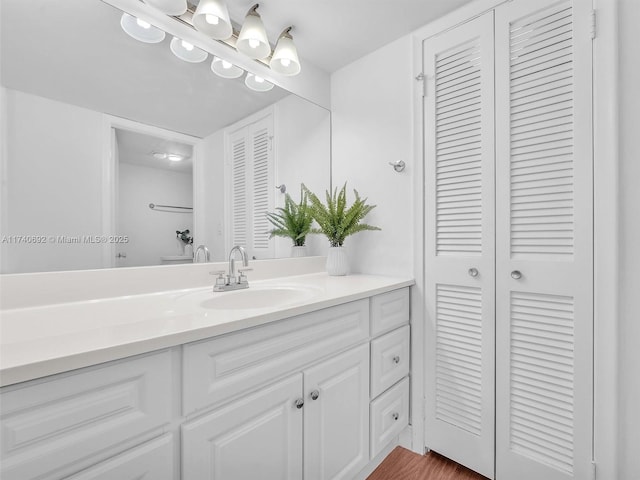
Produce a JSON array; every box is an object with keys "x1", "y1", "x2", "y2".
[{"x1": 197, "y1": 285, "x2": 321, "y2": 310}]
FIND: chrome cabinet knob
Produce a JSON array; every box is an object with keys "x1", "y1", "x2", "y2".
[
  {"x1": 310, "y1": 390, "x2": 320, "y2": 401},
  {"x1": 511, "y1": 270, "x2": 522, "y2": 280},
  {"x1": 468, "y1": 268, "x2": 479, "y2": 278},
  {"x1": 294, "y1": 398, "x2": 304, "y2": 409},
  {"x1": 392, "y1": 412, "x2": 399, "y2": 421},
  {"x1": 393, "y1": 356, "x2": 400, "y2": 364}
]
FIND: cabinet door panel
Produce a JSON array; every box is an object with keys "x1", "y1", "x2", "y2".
[
  {"x1": 495, "y1": 1, "x2": 593, "y2": 479},
  {"x1": 304, "y1": 344, "x2": 369, "y2": 480},
  {"x1": 67, "y1": 435, "x2": 173, "y2": 480},
  {"x1": 423, "y1": 11, "x2": 496, "y2": 479},
  {"x1": 182, "y1": 374, "x2": 303, "y2": 480}
]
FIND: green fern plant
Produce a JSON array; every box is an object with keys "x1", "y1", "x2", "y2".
[
  {"x1": 302, "y1": 183, "x2": 381, "y2": 247},
  {"x1": 266, "y1": 190, "x2": 313, "y2": 247}
]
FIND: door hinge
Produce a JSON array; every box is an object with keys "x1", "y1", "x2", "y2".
[
  {"x1": 590, "y1": 9, "x2": 597, "y2": 40},
  {"x1": 416, "y1": 73, "x2": 426, "y2": 97}
]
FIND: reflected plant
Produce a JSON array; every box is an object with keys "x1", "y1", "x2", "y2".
[{"x1": 266, "y1": 189, "x2": 313, "y2": 247}]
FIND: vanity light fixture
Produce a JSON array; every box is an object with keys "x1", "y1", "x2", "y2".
[
  {"x1": 120, "y1": 13, "x2": 166, "y2": 43},
  {"x1": 153, "y1": 152, "x2": 185, "y2": 162},
  {"x1": 142, "y1": 0, "x2": 187, "y2": 16},
  {"x1": 236, "y1": 4, "x2": 271, "y2": 60},
  {"x1": 170, "y1": 36, "x2": 208, "y2": 63},
  {"x1": 211, "y1": 56, "x2": 244, "y2": 79},
  {"x1": 245, "y1": 72, "x2": 274, "y2": 92},
  {"x1": 192, "y1": 0, "x2": 233, "y2": 40},
  {"x1": 270, "y1": 27, "x2": 301, "y2": 76}
]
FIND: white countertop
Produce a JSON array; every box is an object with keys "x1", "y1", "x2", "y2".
[{"x1": 0, "y1": 273, "x2": 413, "y2": 387}]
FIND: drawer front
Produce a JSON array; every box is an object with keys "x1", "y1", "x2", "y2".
[
  {"x1": 0, "y1": 350, "x2": 173, "y2": 480},
  {"x1": 371, "y1": 288, "x2": 409, "y2": 337},
  {"x1": 370, "y1": 377, "x2": 409, "y2": 459},
  {"x1": 67, "y1": 435, "x2": 174, "y2": 480},
  {"x1": 370, "y1": 325, "x2": 410, "y2": 398},
  {"x1": 183, "y1": 299, "x2": 369, "y2": 415}
]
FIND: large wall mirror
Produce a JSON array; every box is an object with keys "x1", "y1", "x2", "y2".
[{"x1": 0, "y1": 0, "x2": 331, "y2": 274}]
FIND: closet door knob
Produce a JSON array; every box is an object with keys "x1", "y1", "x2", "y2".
[
  {"x1": 511, "y1": 270, "x2": 522, "y2": 280},
  {"x1": 310, "y1": 390, "x2": 320, "y2": 401},
  {"x1": 294, "y1": 398, "x2": 304, "y2": 409},
  {"x1": 468, "y1": 268, "x2": 479, "y2": 278},
  {"x1": 392, "y1": 412, "x2": 399, "y2": 421},
  {"x1": 393, "y1": 356, "x2": 401, "y2": 364}
]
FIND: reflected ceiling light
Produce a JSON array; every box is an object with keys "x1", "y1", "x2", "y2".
[
  {"x1": 245, "y1": 72, "x2": 274, "y2": 92},
  {"x1": 120, "y1": 13, "x2": 166, "y2": 44},
  {"x1": 193, "y1": 0, "x2": 233, "y2": 40},
  {"x1": 236, "y1": 4, "x2": 271, "y2": 60},
  {"x1": 142, "y1": 0, "x2": 187, "y2": 16},
  {"x1": 270, "y1": 27, "x2": 301, "y2": 76},
  {"x1": 211, "y1": 56, "x2": 244, "y2": 79},
  {"x1": 170, "y1": 36, "x2": 208, "y2": 63},
  {"x1": 153, "y1": 152, "x2": 185, "y2": 162}
]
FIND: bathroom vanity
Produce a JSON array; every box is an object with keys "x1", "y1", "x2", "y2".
[{"x1": 0, "y1": 272, "x2": 413, "y2": 480}]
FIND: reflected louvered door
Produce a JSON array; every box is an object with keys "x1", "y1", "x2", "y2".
[
  {"x1": 250, "y1": 117, "x2": 275, "y2": 259},
  {"x1": 229, "y1": 129, "x2": 248, "y2": 249},
  {"x1": 424, "y1": 12, "x2": 495, "y2": 479},
  {"x1": 494, "y1": 1, "x2": 593, "y2": 479},
  {"x1": 226, "y1": 114, "x2": 274, "y2": 258}
]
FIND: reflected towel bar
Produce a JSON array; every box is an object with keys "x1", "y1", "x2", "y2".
[{"x1": 149, "y1": 203, "x2": 193, "y2": 211}]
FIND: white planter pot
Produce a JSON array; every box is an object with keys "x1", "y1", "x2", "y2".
[
  {"x1": 291, "y1": 245, "x2": 307, "y2": 258},
  {"x1": 326, "y1": 247, "x2": 349, "y2": 276}
]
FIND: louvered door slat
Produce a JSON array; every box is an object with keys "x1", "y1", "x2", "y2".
[
  {"x1": 496, "y1": 1, "x2": 592, "y2": 479},
  {"x1": 425, "y1": 12, "x2": 495, "y2": 478}
]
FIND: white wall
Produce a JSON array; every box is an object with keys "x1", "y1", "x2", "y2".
[
  {"x1": 194, "y1": 129, "x2": 226, "y2": 262},
  {"x1": 331, "y1": 36, "x2": 414, "y2": 277},
  {"x1": 0, "y1": 89, "x2": 104, "y2": 273},
  {"x1": 117, "y1": 162, "x2": 193, "y2": 267},
  {"x1": 618, "y1": 0, "x2": 640, "y2": 477}
]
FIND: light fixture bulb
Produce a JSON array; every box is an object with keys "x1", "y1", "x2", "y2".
[
  {"x1": 236, "y1": 5, "x2": 271, "y2": 59},
  {"x1": 170, "y1": 36, "x2": 208, "y2": 63},
  {"x1": 270, "y1": 27, "x2": 301, "y2": 76},
  {"x1": 136, "y1": 18, "x2": 151, "y2": 29},
  {"x1": 167, "y1": 154, "x2": 184, "y2": 162},
  {"x1": 120, "y1": 13, "x2": 165, "y2": 44},
  {"x1": 205, "y1": 14, "x2": 220, "y2": 25},
  {"x1": 211, "y1": 56, "x2": 244, "y2": 79},
  {"x1": 245, "y1": 72, "x2": 274, "y2": 92},
  {"x1": 192, "y1": 0, "x2": 233, "y2": 40}
]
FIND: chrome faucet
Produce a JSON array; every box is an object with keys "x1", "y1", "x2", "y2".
[
  {"x1": 193, "y1": 244, "x2": 210, "y2": 263},
  {"x1": 211, "y1": 245, "x2": 252, "y2": 292}
]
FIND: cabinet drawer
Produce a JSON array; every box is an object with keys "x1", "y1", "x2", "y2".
[
  {"x1": 370, "y1": 325, "x2": 410, "y2": 398},
  {"x1": 0, "y1": 351, "x2": 173, "y2": 480},
  {"x1": 183, "y1": 300, "x2": 369, "y2": 415},
  {"x1": 370, "y1": 377, "x2": 409, "y2": 459},
  {"x1": 67, "y1": 435, "x2": 174, "y2": 480},
  {"x1": 371, "y1": 288, "x2": 409, "y2": 337}
]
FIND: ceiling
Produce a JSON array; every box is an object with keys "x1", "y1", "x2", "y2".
[
  {"x1": 116, "y1": 129, "x2": 193, "y2": 173},
  {"x1": 220, "y1": 0, "x2": 474, "y2": 73}
]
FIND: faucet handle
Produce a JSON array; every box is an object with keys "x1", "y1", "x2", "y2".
[
  {"x1": 209, "y1": 270, "x2": 226, "y2": 276},
  {"x1": 209, "y1": 270, "x2": 227, "y2": 288},
  {"x1": 237, "y1": 267, "x2": 253, "y2": 273},
  {"x1": 237, "y1": 267, "x2": 253, "y2": 285}
]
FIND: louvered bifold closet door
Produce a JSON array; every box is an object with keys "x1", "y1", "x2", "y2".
[
  {"x1": 229, "y1": 129, "x2": 249, "y2": 250},
  {"x1": 494, "y1": 1, "x2": 593, "y2": 479},
  {"x1": 424, "y1": 12, "x2": 495, "y2": 479}
]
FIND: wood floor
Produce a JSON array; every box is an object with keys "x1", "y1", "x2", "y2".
[{"x1": 367, "y1": 447, "x2": 489, "y2": 480}]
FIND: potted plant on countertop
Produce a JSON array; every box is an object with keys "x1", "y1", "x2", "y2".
[
  {"x1": 266, "y1": 189, "x2": 314, "y2": 257},
  {"x1": 303, "y1": 183, "x2": 380, "y2": 276}
]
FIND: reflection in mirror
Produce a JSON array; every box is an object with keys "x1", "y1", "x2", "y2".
[{"x1": 0, "y1": 0, "x2": 330, "y2": 274}]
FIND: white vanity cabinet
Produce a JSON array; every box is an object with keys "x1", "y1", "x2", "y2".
[{"x1": 0, "y1": 285, "x2": 412, "y2": 480}]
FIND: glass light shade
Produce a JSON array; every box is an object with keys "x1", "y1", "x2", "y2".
[
  {"x1": 270, "y1": 34, "x2": 301, "y2": 76},
  {"x1": 192, "y1": 0, "x2": 233, "y2": 39},
  {"x1": 120, "y1": 13, "x2": 166, "y2": 44},
  {"x1": 245, "y1": 72, "x2": 274, "y2": 92},
  {"x1": 170, "y1": 37, "x2": 208, "y2": 63},
  {"x1": 142, "y1": 0, "x2": 187, "y2": 16},
  {"x1": 236, "y1": 12, "x2": 271, "y2": 59},
  {"x1": 211, "y1": 57, "x2": 244, "y2": 79}
]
